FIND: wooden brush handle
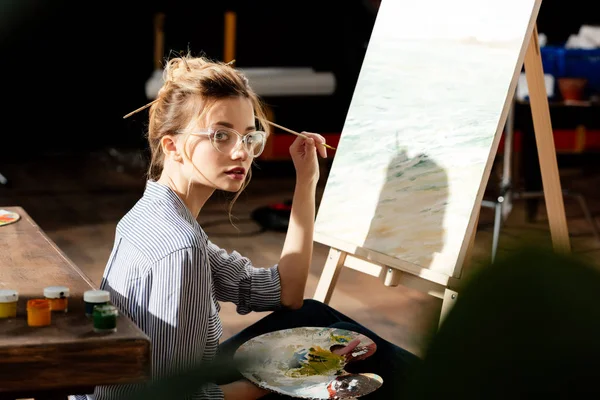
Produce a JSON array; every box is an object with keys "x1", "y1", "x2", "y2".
[{"x1": 265, "y1": 120, "x2": 336, "y2": 150}]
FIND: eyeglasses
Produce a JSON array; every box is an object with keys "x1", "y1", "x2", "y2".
[{"x1": 185, "y1": 127, "x2": 267, "y2": 158}]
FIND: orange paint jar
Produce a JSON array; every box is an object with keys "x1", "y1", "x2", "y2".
[
  {"x1": 44, "y1": 286, "x2": 70, "y2": 312},
  {"x1": 27, "y1": 299, "x2": 51, "y2": 327}
]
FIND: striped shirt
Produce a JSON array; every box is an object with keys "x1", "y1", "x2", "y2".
[{"x1": 78, "y1": 180, "x2": 282, "y2": 400}]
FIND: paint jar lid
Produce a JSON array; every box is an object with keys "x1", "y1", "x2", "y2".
[
  {"x1": 44, "y1": 286, "x2": 70, "y2": 298},
  {"x1": 84, "y1": 290, "x2": 110, "y2": 303},
  {"x1": 0, "y1": 289, "x2": 18, "y2": 303}
]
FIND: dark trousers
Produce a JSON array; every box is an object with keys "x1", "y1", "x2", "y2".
[{"x1": 217, "y1": 299, "x2": 421, "y2": 399}]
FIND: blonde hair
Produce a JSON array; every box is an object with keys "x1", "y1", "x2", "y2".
[{"x1": 130, "y1": 53, "x2": 270, "y2": 218}]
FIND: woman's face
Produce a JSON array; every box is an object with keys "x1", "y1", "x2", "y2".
[{"x1": 180, "y1": 96, "x2": 258, "y2": 193}]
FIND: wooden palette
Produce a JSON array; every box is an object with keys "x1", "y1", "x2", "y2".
[{"x1": 234, "y1": 327, "x2": 382, "y2": 399}]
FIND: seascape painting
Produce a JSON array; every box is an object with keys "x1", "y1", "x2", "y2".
[{"x1": 314, "y1": 0, "x2": 540, "y2": 277}]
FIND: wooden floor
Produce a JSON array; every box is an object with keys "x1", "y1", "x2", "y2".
[{"x1": 1, "y1": 148, "x2": 599, "y2": 358}]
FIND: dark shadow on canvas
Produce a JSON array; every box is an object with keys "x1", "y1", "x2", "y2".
[{"x1": 363, "y1": 147, "x2": 449, "y2": 271}]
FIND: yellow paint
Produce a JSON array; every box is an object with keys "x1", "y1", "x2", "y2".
[
  {"x1": 44, "y1": 285, "x2": 70, "y2": 312},
  {"x1": 48, "y1": 297, "x2": 68, "y2": 312},
  {"x1": 0, "y1": 302, "x2": 17, "y2": 318},
  {"x1": 0, "y1": 289, "x2": 18, "y2": 318},
  {"x1": 285, "y1": 346, "x2": 345, "y2": 377}
]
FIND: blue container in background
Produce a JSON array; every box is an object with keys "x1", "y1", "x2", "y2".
[{"x1": 541, "y1": 45, "x2": 600, "y2": 96}]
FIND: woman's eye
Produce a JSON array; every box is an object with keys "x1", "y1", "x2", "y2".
[{"x1": 213, "y1": 130, "x2": 230, "y2": 141}]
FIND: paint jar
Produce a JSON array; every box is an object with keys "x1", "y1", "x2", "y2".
[
  {"x1": 84, "y1": 290, "x2": 110, "y2": 317},
  {"x1": 44, "y1": 286, "x2": 70, "y2": 312},
  {"x1": 27, "y1": 299, "x2": 51, "y2": 327},
  {"x1": 93, "y1": 304, "x2": 118, "y2": 333},
  {"x1": 0, "y1": 289, "x2": 18, "y2": 318}
]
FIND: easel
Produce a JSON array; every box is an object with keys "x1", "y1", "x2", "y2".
[{"x1": 313, "y1": 25, "x2": 571, "y2": 326}]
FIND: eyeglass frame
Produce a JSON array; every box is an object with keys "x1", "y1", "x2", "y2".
[{"x1": 178, "y1": 126, "x2": 268, "y2": 158}]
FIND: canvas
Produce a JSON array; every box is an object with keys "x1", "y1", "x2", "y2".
[{"x1": 314, "y1": 0, "x2": 541, "y2": 278}]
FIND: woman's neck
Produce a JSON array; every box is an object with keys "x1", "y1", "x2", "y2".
[{"x1": 156, "y1": 174, "x2": 214, "y2": 218}]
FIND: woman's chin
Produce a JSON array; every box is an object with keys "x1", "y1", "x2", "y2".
[{"x1": 218, "y1": 179, "x2": 245, "y2": 192}]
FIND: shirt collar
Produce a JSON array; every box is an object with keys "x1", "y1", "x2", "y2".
[{"x1": 143, "y1": 180, "x2": 206, "y2": 237}]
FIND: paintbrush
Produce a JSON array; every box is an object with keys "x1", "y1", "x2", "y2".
[{"x1": 265, "y1": 121, "x2": 336, "y2": 150}]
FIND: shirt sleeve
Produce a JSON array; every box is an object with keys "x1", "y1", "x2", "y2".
[
  {"x1": 206, "y1": 240, "x2": 282, "y2": 314},
  {"x1": 194, "y1": 383, "x2": 225, "y2": 400},
  {"x1": 148, "y1": 248, "x2": 225, "y2": 400}
]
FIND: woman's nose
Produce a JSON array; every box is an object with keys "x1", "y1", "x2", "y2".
[{"x1": 231, "y1": 141, "x2": 249, "y2": 161}]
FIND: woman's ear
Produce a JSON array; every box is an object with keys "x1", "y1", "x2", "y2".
[{"x1": 160, "y1": 135, "x2": 182, "y2": 162}]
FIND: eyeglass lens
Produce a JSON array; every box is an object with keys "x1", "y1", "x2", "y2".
[{"x1": 211, "y1": 128, "x2": 265, "y2": 157}]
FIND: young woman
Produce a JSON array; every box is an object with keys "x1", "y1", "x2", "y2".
[{"x1": 78, "y1": 55, "x2": 420, "y2": 400}]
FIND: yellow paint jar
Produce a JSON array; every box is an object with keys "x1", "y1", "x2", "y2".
[
  {"x1": 27, "y1": 299, "x2": 51, "y2": 327},
  {"x1": 0, "y1": 289, "x2": 18, "y2": 318},
  {"x1": 44, "y1": 286, "x2": 70, "y2": 312}
]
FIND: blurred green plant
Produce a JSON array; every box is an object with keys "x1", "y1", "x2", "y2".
[{"x1": 404, "y1": 245, "x2": 600, "y2": 399}]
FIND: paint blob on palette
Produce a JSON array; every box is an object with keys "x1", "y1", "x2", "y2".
[
  {"x1": 0, "y1": 209, "x2": 20, "y2": 227},
  {"x1": 234, "y1": 327, "x2": 382, "y2": 399}
]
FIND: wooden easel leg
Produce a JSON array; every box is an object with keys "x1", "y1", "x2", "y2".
[
  {"x1": 523, "y1": 25, "x2": 571, "y2": 253},
  {"x1": 439, "y1": 288, "x2": 458, "y2": 328},
  {"x1": 440, "y1": 205, "x2": 481, "y2": 326},
  {"x1": 313, "y1": 249, "x2": 347, "y2": 304}
]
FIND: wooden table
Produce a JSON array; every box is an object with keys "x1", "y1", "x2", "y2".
[{"x1": 0, "y1": 206, "x2": 151, "y2": 399}]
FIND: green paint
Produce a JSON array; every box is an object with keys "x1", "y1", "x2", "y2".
[{"x1": 93, "y1": 304, "x2": 118, "y2": 332}]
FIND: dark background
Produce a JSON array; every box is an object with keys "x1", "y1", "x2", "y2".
[{"x1": 1, "y1": 0, "x2": 598, "y2": 154}]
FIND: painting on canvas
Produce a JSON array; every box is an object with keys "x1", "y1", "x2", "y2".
[{"x1": 314, "y1": 0, "x2": 541, "y2": 277}]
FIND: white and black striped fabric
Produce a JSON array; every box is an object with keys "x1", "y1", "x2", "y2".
[{"x1": 71, "y1": 180, "x2": 282, "y2": 400}]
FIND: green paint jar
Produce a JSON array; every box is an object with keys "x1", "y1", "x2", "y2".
[
  {"x1": 92, "y1": 304, "x2": 118, "y2": 333},
  {"x1": 84, "y1": 290, "x2": 110, "y2": 317}
]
